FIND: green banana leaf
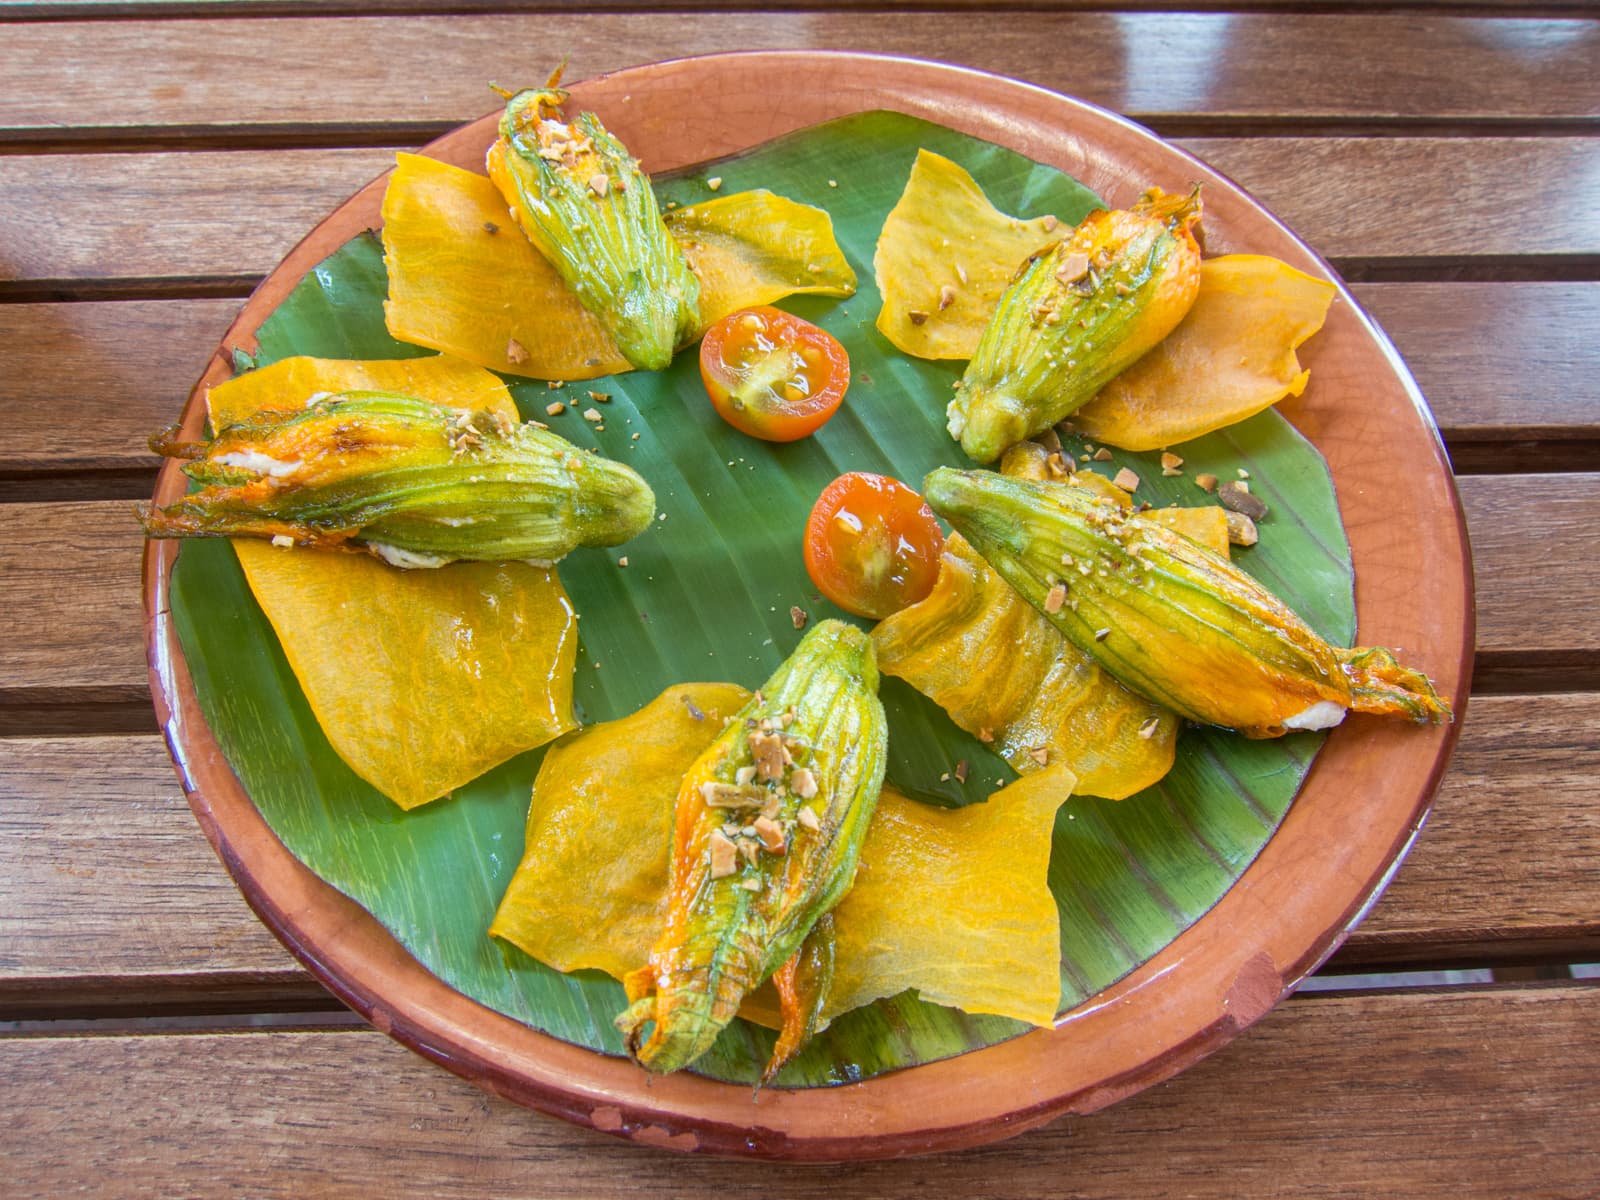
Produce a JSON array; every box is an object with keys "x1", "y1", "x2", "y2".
[{"x1": 171, "y1": 111, "x2": 1353, "y2": 1087}]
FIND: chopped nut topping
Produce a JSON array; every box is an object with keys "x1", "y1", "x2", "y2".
[
  {"x1": 708, "y1": 829, "x2": 738, "y2": 878},
  {"x1": 1094, "y1": 627, "x2": 1112, "y2": 641},
  {"x1": 789, "y1": 766, "x2": 818, "y2": 799},
  {"x1": 1055, "y1": 251, "x2": 1091, "y2": 285},
  {"x1": 1226, "y1": 511, "x2": 1260, "y2": 547},
  {"x1": 1027, "y1": 746, "x2": 1051, "y2": 767},
  {"x1": 908, "y1": 310, "x2": 929, "y2": 326},
  {"x1": 1162, "y1": 467, "x2": 1184, "y2": 477},
  {"x1": 753, "y1": 816, "x2": 786, "y2": 854},
  {"x1": 1093, "y1": 448, "x2": 1114, "y2": 462},
  {"x1": 749, "y1": 732, "x2": 789, "y2": 780},
  {"x1": 1161, "y1": 452, "x2": 1184, "y2": 470},
  {"x1": 588, "y1": 390, "x2": 610, "y2": 403},
  {"x1": 796, "y1": 805, "x2": 821, "y2": 832},
  {"x1": 270, "y1": 534, "x2": 294, "y2": 548},
  {"x1": 938, "y1": 284, "x2": 957, "y2": 310},
  {"x1": 706, "y1": 176, "x2": 722, "y2": 191},
  {"x1": 735, "y1": 765, "x2": 757, "y2": 786},
  {"x1": 954, "y1": 760, "x2": 970, "y2": 784},
  {"x1": 740, "y1": 876, "x2": 762, "y2": 892},
  {"x1": 506, "y1": 337, "x2": 530, "y2": 364},
  {"x1": 583, "y1": 407, "x2": 603, "y2": 423},
  {"x1": 1042, "y1": 215, "x2": 1059, "y2": 232},
  {"x1": 588, "y1": 173, "x2": 609, "y2": 197},
  {"x1": 1112, "y1": 467, "x2": 1141, "y2": 492},
  {"x1": 789, "y1": 605, "x2": 809, "y2": 630},
  {"x1": 1044, "y1": 582, "x2": 1068, "y2": 614},
  {"x1": 548, "y1": 380, "x2": 565, "y2": 389},
  {"x1": 546, "y1": 402, "x2": 566, "y2": 416},
  {"x1": 978, "y1": 727, "x2": 995, "y2": 744},
  {"x1": 617, "y1": 555, "x2": 629, "y2": 567},
  {"x1": 1195, "y1": 472, "x2": 1219, "y2": 492},
  {"x1": 1137, "y1": 717, "x2": 1161, "y2": 740},
  {"x1": 737, "y1": 838, "x2": 760, "y2": 867}
]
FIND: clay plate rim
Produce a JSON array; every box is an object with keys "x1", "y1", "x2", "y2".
[{"x1": 142, "y1": 51, "x2": 1474, "y2": 1161}]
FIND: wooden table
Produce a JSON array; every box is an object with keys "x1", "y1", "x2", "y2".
[{"x1": 3, "y1": 3, "x2": 1597, "y2": 1194}]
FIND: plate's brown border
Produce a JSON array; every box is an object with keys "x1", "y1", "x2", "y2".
[{"x1": 143, "y1": 51, "x2": 1474, "y2": 1161}]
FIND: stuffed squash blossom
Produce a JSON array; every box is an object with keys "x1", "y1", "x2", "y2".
[
  {"x1": 617, "y1": 620, "x2": 887, "y2": 1078},
  {"x1": 140, "y1": 391, "x2": 655, "y2": 567},
  {"x1": 486, "y1": 79, "x2": 700, "y2": 371},
  {"x1": 924, "y1": 468, "x2": 1451, "y2": 737},
  {"x1": 949, "y1": 187, "x2": 1203, "y2": 463}
]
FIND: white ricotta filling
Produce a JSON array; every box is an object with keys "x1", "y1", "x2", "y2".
[
  {"x1": 1283, "y1": 700, "x2": 1348, "y2": 732},
  {"x1": 367, "y1": 543, "x2": 452, "y2": 570},
  {"x1": 214, "y1": 450, "x2": 302, "y2": 478}
]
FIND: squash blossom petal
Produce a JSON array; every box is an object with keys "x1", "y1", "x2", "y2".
[{"x1": 139, "y1": 390, "x2": 655, "y2": 566}]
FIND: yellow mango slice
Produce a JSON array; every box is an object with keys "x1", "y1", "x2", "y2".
[
  {"x1": 491, "y1": 683, "x2": 1069, "y2": 1031},
  {"x1": 667, "y1": 189, "x2": 856, "y2": 327},
  {"x1": 873, "y1": 537, "x2": 1176, "y2": 799},
  {"x1": 383, "y1": 154, "x2": 855, "y2": 380},
  {"x1": 823, "y1": 771, "x2": 1074, "y2": 1027},
  {"x1": 874, "y1": 149, "x2": 1064, "y2": 359},
  {"x1": 209, "y1": 355, "x2": 578, "y2": 809},
  {"x1": 490, "y1": 682, "x2": 752, "y2": 978},
  {"x1": 1071, "y1": 255, "x2": 1338, "y2": 451}
]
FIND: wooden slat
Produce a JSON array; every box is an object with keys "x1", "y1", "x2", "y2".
[
  {"x1": 3, "y1": 692, "x2": 1594, "y2": 1013},
  {"x1": 6, "y1": 284, "x2": 1593, "y2": 481},
  {"x1": 5, "y1": 984, "x2": 1598, "y2": 1191},
  {"x1": 1339, "y1": 692, "x2": 1600, "y2": 967},
  {"x1": 0, "y1": 300, "x2": 237, "y2": 476},
  {"x1": 6, "y1": 477, "x2": 1593, "y2": 703},
  {"x1": 2, "y1": 13, "x2": 1597, "y2": 147},
  {"x1": 1356, "y1": 281, "x2": 1600, "y2": 447},
  {"x1": 2, "y1": 140, "x2": 1596, "y2": 299}
]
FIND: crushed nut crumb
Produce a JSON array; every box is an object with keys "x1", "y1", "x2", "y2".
[
  {"x1": 790, "y1": 605, "x2": 809, "y2": 630},
  {"x1": 1027, "y1": 746, "x2": 1050, "y2": 767},
  {"x1": 796, "y1": 805, "x2": 821, "y2": 832},
  {"x1": 1137, "y1": 717, "x2": 1161, "y2": 740},
  {"x1": 749, "y1": 732, "x2": 788, "y2": 781},
  {"x1": 706, "y1": 176, "x2": 722, "y2": 191},
  {"x1": 546, "y1": 402, "x2": 566, "y2": 416},
  {"x1": 978, "y1": 727, "x2": 995, "y2": 744},
  {"x1": 708, "y1": 828, "x2": 738, "y2": 878},
  {"x1": 752, "y1": 816, "x2": 786, "y2": 854},
  {"x1": 588, "y1": 390, "x2": 610, "y2": 403},
  {"x1": 1113, "y1": 467, "x2": 1141, "y2": 492},
  {"x1": 506, "y1": 337, "x2": 529, "y2": 364},
  {"x1": 583, "y1": 408, "x2": 602, "y2": 423},
  {"x1": 1195, "y1": 472, "x2": 1218, "y2": 492},
  {"x1": 954, "y1": 760, "x2": 969, "y2": 784},
  {"x1": 1094, "y1": 627, "x2": 1112, "y2": 641},
  {"x1": 938, "y1": 284, "x2": 957, "y2": 310},
  {"x1": 1093, "y1": 447, "x2": 1114, "y2": 462},
  {"x1": 588, "y1": 174, "x2": 609, "y2": 197},
  {"x1": 1044, "y1": 582, "x2": 1068, "y2": 614},
  {"x1": 908, "y1": 310, "x2": 929, "y2": 326},
  {"x1": 789, "y1": 766, "x2": 818, "y2": 799}
]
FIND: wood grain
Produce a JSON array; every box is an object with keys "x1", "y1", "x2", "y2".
[
  {"x1": 2, "y1": 13, "x2": 1596, "y2": 148},
  {"x1": 5, "y1": 284, "x2": 1592, "y2": 481},
  {"x1": 6, "y1": 984, "x2": 1597, "y2": 1193},
  {"x1": 2, "y1": 690, "x2": 1593, "y2": 1011},
  {"x1": 3, "y1": 139, "x2": 1596, "y2": 298}
]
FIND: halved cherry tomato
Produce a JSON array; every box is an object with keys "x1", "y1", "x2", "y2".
[
  {"x1": 699, "y1": 305, "x2": 849, "y2": 442},
  {"x1": 804, "y1": 472, "x2": 945, "y2": 620}
]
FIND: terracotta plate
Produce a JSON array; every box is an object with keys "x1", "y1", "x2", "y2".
[{"x1": 144, "y1": 52, "x2": 1473, "y2": 1160}]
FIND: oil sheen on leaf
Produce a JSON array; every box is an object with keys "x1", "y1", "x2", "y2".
[{"x1": 209, "y1": 355, "x2": 577, "y2": 808}]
